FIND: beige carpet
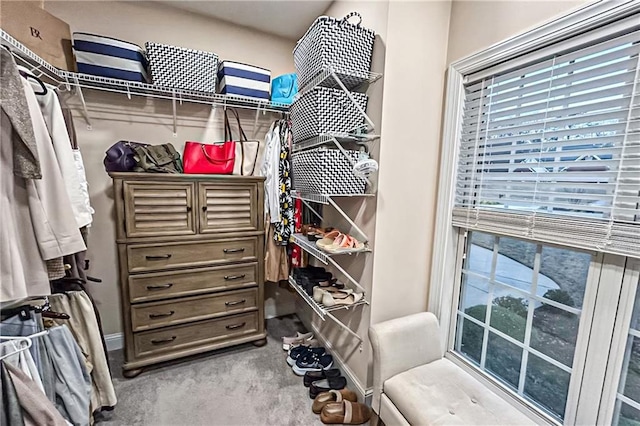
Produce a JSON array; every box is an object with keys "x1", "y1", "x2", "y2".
[{"x1": 97, "y1": 315, "x2": 327, "y2": 426}]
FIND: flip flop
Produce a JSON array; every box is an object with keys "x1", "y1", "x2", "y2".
[
  {"x1": 320, "y1": 401, "x2": 371, "y2": 425},
  {"x1": 312, "y1": 389, "x2": 357, "y2": 413},
  {"x1": 324, "y1": 234, "x2": 367, "y2": 254},
  {"x1": 316, "y1": 231, "x2": 342, "y2": 250}
]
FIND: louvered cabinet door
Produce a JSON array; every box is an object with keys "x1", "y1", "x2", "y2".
[
  {"x1": 123, "y1": 182, "x2": 196, "y2": 238},
  {"x1": 198, "y1": 183, "x2": 258, "y2": 234}
]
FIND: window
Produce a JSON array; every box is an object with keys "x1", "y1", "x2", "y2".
[
  {"x1": 453, "y1": 17, "x2": 640, "y2": 258},
  {"x1": 455, "y1": 231, "x2": 595, "y2": 421},
  {"x1": 432, "y1": 3, "x2": 640, "y2": 425}
]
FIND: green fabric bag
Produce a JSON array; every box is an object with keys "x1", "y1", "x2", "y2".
[{"x1": 132, "y1": 143, "x2": 183, "y2": 173}]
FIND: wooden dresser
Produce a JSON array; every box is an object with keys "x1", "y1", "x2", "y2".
[{"x1": 110, "y1": 173, "x2": 266, "y2": 377}]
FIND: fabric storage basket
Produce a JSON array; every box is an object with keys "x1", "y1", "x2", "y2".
[
  {"x1": 218, "y1": 61, "x2": 271, "y2": 100},
  {"x1": 145, "y1": 42, "x2": 218, "y2": 92},
  {"x1": 73, "y1": 33, "x2": 148, "y2": 82},
  {"x1": 293, "y1": 12, "x2": 374, "y2": 90},
  {"x1": 290, "y1": 87, "x2": 368, "y2": 143},
  {"x1": 292, "y1": 147, "x2": 366, "y2": 195}
]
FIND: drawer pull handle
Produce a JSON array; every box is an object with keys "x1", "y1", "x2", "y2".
[
  {"x1": 224, "y1": 274, "x2": 246, "y2": 281},
  {"x1": 145, "y1": 254, "x2": 172, "y2": 260},
  {"x1": 150, "y1": 336, "x2": 176, "y2": 345},
  {"x1": 223, "y1": 248, "x2": 245, "y2": 254},
  {"x1": 186, "y1": 206, "x2": 192, "y2": 212},
  {"x1": 146, "y1": 283, "x2": 173, "y2": 290},
  {"x1": 202, "y1": 206, "x2": 208, "y2": 212},
  {"x1": 149, "y1": 311, "x2": 175, "y2": 319},
  {"x1": 226, "y1": 322, "x2": 246, "y2": 330},
  {"x1": 225, "y1": 299, "x2": 246, "y2": 307}
]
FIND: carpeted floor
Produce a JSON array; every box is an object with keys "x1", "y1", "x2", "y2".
[{"x1": 96, "y1": 315, "x2": 327, "y2": 426}]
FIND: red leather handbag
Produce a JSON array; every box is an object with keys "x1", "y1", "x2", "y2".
[
  {"x1": 183, "y1": 141, "x2": 235, "y2": 174},
  {"x1": 183, "y1": 110, "x2": 238, "y2": 174}
]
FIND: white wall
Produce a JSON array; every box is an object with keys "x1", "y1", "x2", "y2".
[
  {"x1": 43, "y1": 0, "x2": 297, "y2": 335},
  {"x1": 447, "y1": 0, "x2": 588, "y2": 64},
  {"x1": 370, "y1": 0, "x2": 452, "y2": 325}
]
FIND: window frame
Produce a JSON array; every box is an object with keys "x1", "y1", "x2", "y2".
[
  {"x1": 447, "y1": 229, "x2": 607, "y2": 424},
  {"x1": 429, "y1": 1, "x2": 640, "y2": 424}
]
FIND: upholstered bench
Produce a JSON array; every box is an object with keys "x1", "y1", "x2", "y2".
[{"x1": 369, "y1": 312, "x2": 537, "y2": 425}]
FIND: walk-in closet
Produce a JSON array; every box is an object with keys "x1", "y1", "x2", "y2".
[{"x1": 5, "y1": 0, "x2": 628, "y2": 425}]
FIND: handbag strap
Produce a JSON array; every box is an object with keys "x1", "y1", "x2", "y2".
[
  {"x1": 225, "y1": 108, "x2": 260, "y2": 176},
  {"x1": 200, "y1": 143, "x2": 234, "y2": 163}
]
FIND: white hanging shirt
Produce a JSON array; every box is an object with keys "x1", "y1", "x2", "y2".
[
  {"x1": 260, "y1": 122, "x2": 282, "y2": 223},
  {"x1": 28, "y1": 77, "x2": 93, "y2": 228}
]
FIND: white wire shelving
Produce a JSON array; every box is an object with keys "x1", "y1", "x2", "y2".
[
  {"x1": 298, "y1": 68, "x2": 383, "y2": 95},
  {"x1": 288, "y1": 276, "x2": 368, "y2": 342},
  {"x1": 292, "y1": 132, "x2": 380, "y2": 153},
  {"x1": 292, "y1": 234, "x2": 370, "y2": 293},
  {"x1": 1, "y1": 29, "x2": 288, "y2": 132}
]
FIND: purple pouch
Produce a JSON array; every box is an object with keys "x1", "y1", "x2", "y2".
[{"x1": 104, "y1": 140, "x2": 148, "y2": 172}]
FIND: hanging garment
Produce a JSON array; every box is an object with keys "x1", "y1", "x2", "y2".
[
  {"x1": 46, "y1": 258, "x2": 65, "y2": 281},
  {"x1": 291, "y1": 198, "x2": 305, "y2": 269},
  {"x1": 273, "y1": 121, "x2": 294, "y2": 245},
  {"x1": 61, "y1": 107, "x2": 94, "y2": 228},
  {"x1": 0, "y1": 48, "x2": 40, "y2": 179},
  {"x1": 0, "y1": 109, "x2": 49, "y2": 301},
  {"x1": 0, "y1": 313, "x2": 53, "y2": 400},
  {"x1": 21, "y1": 78, "x2": 87, "y2": 261},
  {"x1": 0, "y1": 341, "x2": 44, "y2": 393},
  {"x1": 1, "y1": 361, "x2": 26, "y2": 426},
  {"x1": 48, "y1": 292, "x2": 116, "y2": 413},
  {"x1": 4, "y1": 361, "x2": 69, "y2": 426},
  {"x1": 265, "y1": 217, "x2": 289, "y2": 283},
  {"x1": 42, "y1": 325, "x2": 91, "y2": 426},
  {"x1": 260, "y1": 121, "x2": 282, "y2": 223},
  {"x1": 27, "y1": 76, "x2": 92, "y2": 229}
]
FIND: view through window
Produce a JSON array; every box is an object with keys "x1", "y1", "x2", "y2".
[{"x1": 454, "y1": 231, "x2": 592, "y2": 420}]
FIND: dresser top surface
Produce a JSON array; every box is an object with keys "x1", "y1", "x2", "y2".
[{"x1": 109, "y1": 172, "x2": 265, "y2": 183}]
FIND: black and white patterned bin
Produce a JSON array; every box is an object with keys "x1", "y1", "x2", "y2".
[
  {"x1": 290, "y1": 87, "x2": 368, "y2": 143},
  {"x1": 294, "y1": 12, "x2": 375, "y2": 90},
  {"x1": 145, "y1": 42, "x2": 218, "y2": 93},
  {"x1": 292, "y1": 147, "x2": 366, "y2": 195}
]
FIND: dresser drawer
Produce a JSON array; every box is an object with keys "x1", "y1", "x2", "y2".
[
  {"x1": 128, "y1": 263, "x2": 257, "y2": 303},
  {"x1": 134, "y1": 312, "x2": 259, "y2": 358},
  {"x1": 198, "y1": 183, "x2": 259, "y2": 234},
  {"x1": 127, "y1": 237, "x2": 258, "y2": 273},
  {"x1": 131, "y1": 288, "x2": 258, "y2": 332}
]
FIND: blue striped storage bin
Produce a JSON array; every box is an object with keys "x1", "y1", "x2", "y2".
[
  {"x1": 73, "y1": 33, "x2": 148, "y2": 82},
  {"x1": 218, "y1": 61, "x2": 271, "y2": 100}
]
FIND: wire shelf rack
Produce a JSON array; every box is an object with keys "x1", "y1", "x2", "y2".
[
  {"x1": 292, "y1": 132, "x2": 380, "y2": 153},
  {"x1": 58, "y1": 71, "x2": 290, "y2": 113},
  {"x1": 292, "y1": 191, "x2": 376, "y2": 205},
  {"x1": 288, "y1": 276, "x2": 368, "y2": 319},
  {"x1": 1, "y1": 30, "x2": 289, "y2": 114},
  {"x1": 298, "y1": 67, "x2": 383, "y2": 96},
  {"x1": 292, "y1": 233, "x2": 371, "y2": 265}
]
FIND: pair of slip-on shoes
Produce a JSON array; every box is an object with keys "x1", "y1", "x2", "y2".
[
  {"x1": 282, "y1": 331, "x2": 314, "y2": 351},
  {"x1": 313, "y1": 389, "x2": 371, "y2": 425},
  {"x1": 288, "y1": 346, "x2": 334, "y2": 376}
]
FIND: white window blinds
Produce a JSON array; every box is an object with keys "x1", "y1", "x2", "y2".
[{"x1": 453, "y1": 19, "x2": 640, "y2": 258}]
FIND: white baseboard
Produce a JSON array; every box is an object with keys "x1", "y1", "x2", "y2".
[
  {"x1": 105, "y1": 332, "x2": 123, "y2": 352},
  {"x1": 296, "y1": 313, "x2": 373, "y2": 404}
]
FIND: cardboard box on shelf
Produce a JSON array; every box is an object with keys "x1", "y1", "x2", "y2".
[{"x1": 0, "y1": 1, "x2": 76, "y2": 71}]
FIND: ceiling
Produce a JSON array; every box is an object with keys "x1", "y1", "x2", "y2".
[{"x1": 159, "y1": 1, "x2": 333, "y2": 40}]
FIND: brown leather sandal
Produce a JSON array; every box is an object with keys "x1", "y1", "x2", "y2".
[
  {"x1": 320, "y1": 400, "x2": 371, "y2": 425},
  {"x1": 312, "y1": 389, "x2": 358, "y2": 414}
]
